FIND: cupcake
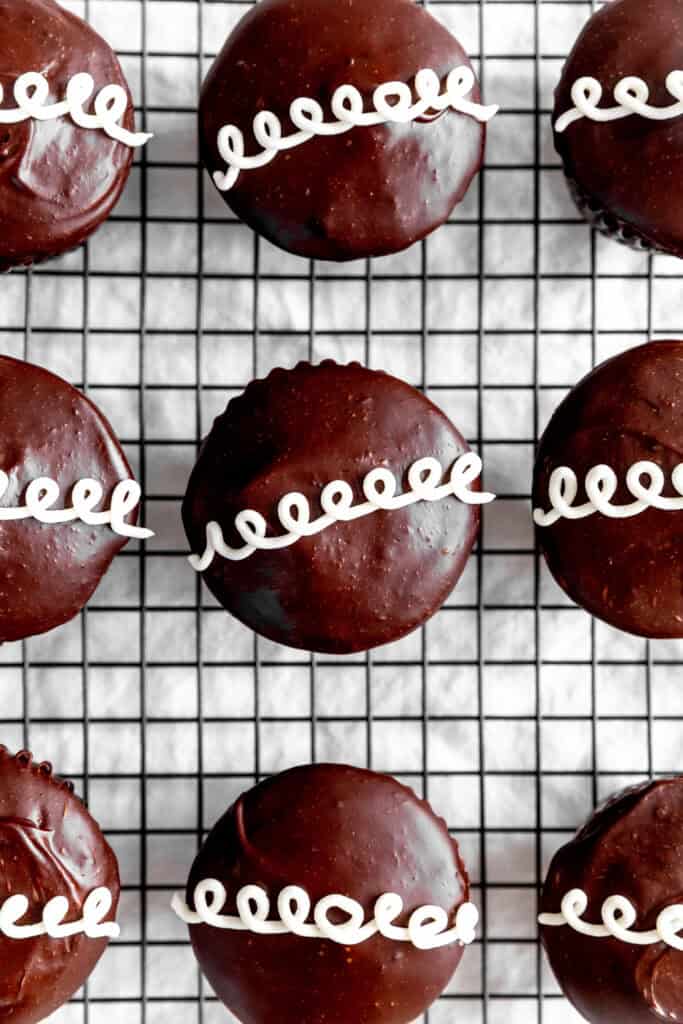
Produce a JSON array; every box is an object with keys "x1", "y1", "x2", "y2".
[
  {"x1": 173, "y1": 763, "x2": 477, "y2": 1024},
  {"x1": 540, "y1": 777, "x2": 683, "y2": 1024},
  {"x1": 0, "y1": 354, "x2": 152, "y2": 643},
  {"x1": 182, "y1": 360, "x2": 493, "y2": 654},
  {"x1": 0, "y1": 0, "x2": 151, "y2": 270},
  {"x1": 199, "y1": 0, "x2": 497, "y2": 261},
  {"x1": 553, "y1": 0, "x2": 683, "y2": 255},
  {"x1": 0, "y1": 745, "x2": 120, "y2": 1023},
  {"x1": 532, "y1": 341, "x2": 683, "y2": 638}
]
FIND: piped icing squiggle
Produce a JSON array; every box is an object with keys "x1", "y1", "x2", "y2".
[
  {"x1": 0, "y1": 887, "x2": 119, "y2": 940},
  {"x1": 0, "y1": 72, "x2": 152, "y2": 147},
  {"x1": 556, "y1": 71, "x2": 683, "y2": 133},
  {"x1": 214, "y1": 66, "x2": 499, "y2": 191},
  {"x1": 533, "y1": 461, "x2": 683, "y2": 526},
  {"x1": 172, "y1": 881, "x2": 478, "y2": 949},
  {"x1": 540, "y1": 889, "x2": 683, "y2": 950},
  {"x1": 189, "y1": 453, "x2": 495, "y2": 571},
  {"x1": 0, "y1": 472, "x2": 154, "y2": 539}
]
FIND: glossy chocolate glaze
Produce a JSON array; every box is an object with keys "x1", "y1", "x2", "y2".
[
  {"x1": 0, "y1": 0, "x2": 135, "y2": 270},
  {"x1": 533, "y1": 341, "x2": 683, "y2": 638},
  {"x1": 0, "y1": 746, "x2": 119, "y2": 1024},
  {"x1": 199, "y1": 0, "x2": 485, "y2": 261},
  {"x1": 553, "y1": 0, "x2": 683, "y2": 256},
  {"x1": 182, "y1": 360, "x2": 480, "y2": 654},
  {"x1": 0, "y1": 355, "x2": 138, "y2": 643},
  {"x1": 187, "y1": 763, "x2": 470, "y2": 1024},
  {"x1": 542, "y1": 778, "x2": 683, "y2": 1024}
]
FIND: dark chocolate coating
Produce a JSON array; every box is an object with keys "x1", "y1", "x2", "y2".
[
  {"x1": 0, "y1": 0, "x2": 135, "y2": 270},
  {"x1": 187, "y1": 763, "x2": 470, "y2": 1024},
  {"x1": 199, "y1": 0, "x2": 485, "y2": 261},
  {"x1": 182, "y1": 361, "x2": 480, "y2": 654},
  {"x1": 533, "y1": 341, "x2": 683, "y2": 639},
  {"x1": 0, "y1": 746, "x2": 120, "y2": 1024},
  {"x1": 553, "y1": 0, "x2": 683, "y2": 256},
  {"x1": 542, "y1": 777, "x2": 683, "y2": 1024},
  {"x1": 0, "y1": 355, "x2": 138, "y2": 643}
]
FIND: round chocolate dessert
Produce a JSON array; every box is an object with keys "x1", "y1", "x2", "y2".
[
  {"x1": 0, "y1": 745, "x2": 120, "y2": 1024},
  {"x1": 0, "y1": 0, "x2": 149, "y2": 271},
  {"x1": 174, "y1": 763, "x2": 476, "y2": 1024},
  {"x1": 533, "y1": 341, "x2": 683, "y2": 639},
  {"x1": 553, "y1": 0, "x2": 683, "y2": 255},
  {"x1": 199, "y1": 0, "x2": 496, "y2": 261},
  {"x1": 183, "y1": 360, "x2": 490, "y2": 654},
  {"x1": 541, "y1": 777, "x2": 683, "y2": 1024},
  {"x1": 0, "y1": 354, "x2": 148, "y2": 643}
]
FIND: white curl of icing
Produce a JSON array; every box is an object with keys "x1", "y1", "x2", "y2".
[
  {"x1": 214, "y1": 66, "x2": 499, "y2": 191},
  {"x1": 0, "y1": 471, "x2": 154, "y2": 539},
  {"x1": 556, "y1": 71, "x2": 683, "y2": 133},
  {"x1": 539, "y1": 889, "x2": 683, "y2": 950},
  {"x1": 172, "y1": 882, "x2": 479, "y2": 950},
  {"x1": 0, "y1": 72, "x2": 152, "y2": 147},
  {"x1": 533, "y1": 461, "x2": 683, "y2": 527},
  {"x1": 189, "y1": 453, "x2": 495, "y2": 571},
  {"x1": 0, "y1": 887, "x2": 120, "y2": 940}
]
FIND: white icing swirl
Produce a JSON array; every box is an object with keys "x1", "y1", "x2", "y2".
[
  {"x1": 0, "y1": 887, "x2": 119, "y2": 940},
  {"x1": 556, "y1": 71, "x2": 683, "y2": 133},
  {"x1": 533, "y1": 461, "x2": 683, "y2": 527},
  {"x1": 189, "y1": 453, "x2": 495, "y2": 571},
  {"x1": 540, "y1": 889, "x2": 683, "y2": 951},
  {"x1": 214, "y1": 66, "x2": 499, "y2": 191},
  {"x1": 0, "y1": 72, "x2": 152, "y2": 147},
  {"x1": 172, "y1": 882, "x2": 479, "y2": 950},
  {"x1": 0, "y1": 472, "x2": 154, "y2": 539}
]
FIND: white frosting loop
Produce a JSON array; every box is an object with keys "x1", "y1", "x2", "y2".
[
  {"x1": 0, "y1": 71, "x2": 151, "y2": 146},
  {"x1": 172, "y1": 881, "x2": 478, "y2": 950},
  {"x1": 533, "y1": 460, "x2": 683, "y2": 527},
  {"x1": 0, "y1": 887, "x2": 119, "y2": 939},
  {"x1": 189, "y1": 453, "x2": 495, "y2": 571},
  {"x1": 213, "y1": 65, "x2": 498, "y2": 191},
  {"x1": 540, "y1": 889, "x2": 683, "y2": 950},
  {"x1": 0, "y1": 470, "x2": 153, "y2": 538},
  {"x1": 556, "y1": 71, "x2": 683, "y2": 133}
]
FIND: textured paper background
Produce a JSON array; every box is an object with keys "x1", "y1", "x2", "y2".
[{"x1": 0, "y1": 0, "x2": 682, "y2": 1021}]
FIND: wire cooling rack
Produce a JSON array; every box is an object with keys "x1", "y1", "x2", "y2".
[{"x1": 1, "y1": 0, "x2": 683, "y2": 1021}]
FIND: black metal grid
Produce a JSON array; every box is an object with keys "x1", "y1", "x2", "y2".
[{"x1": 1, "y1": 1, "x2": 683, "y2": 1022}]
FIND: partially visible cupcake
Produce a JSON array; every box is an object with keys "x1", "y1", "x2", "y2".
[
  {"x1": 540, "y1": 777, "x2": 683, "y2": 1024},
  {"x1": 0, "y1": 746, "x2": 120, "y2": 1023},
  {"x1": 199, "y1": 0, "x2": 497, "y2": 261},
  {"x1": 553, "y1": 0, "x2": 683, "y2": 255},
  {"x1": 0, "y1": 0, "x2": 151, "y2": 270},
  {"x1": 173, "y1": 763, "x2": 477, "y2": 1024},
  {"x1": 183, "y1": 360, "x2": 493, "y2": 654}
]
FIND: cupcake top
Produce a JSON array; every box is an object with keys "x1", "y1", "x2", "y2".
[
  {"x1": 541, "y1": 777, "x2": 683, "y2": 1024},
  {"x1": 0, "y1": 0, "x2": 149, "y2": 270},
  {"x1": 174, "y1": 763, "x2": 475, "y2": 1024},
  {"x1": 199, "y1": 0, "x2": 495, "y2": 261},
  {"x1": 553, "y1": 0, "x2": 683, "y2": 255},
  {"x1": 183, "y1": 360, "x2": 491, "y2": 653},
  {"x1": 533, "y1": 340, "x2": 683, "y2": 638},
  {"x1": 0, "y1": 746, "x2": 120, "y2": 1024},
  {"x1": 0, "y1": 355, "x2": 150, "y2": 643}
]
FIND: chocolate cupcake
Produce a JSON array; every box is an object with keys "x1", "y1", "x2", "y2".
[
  {"x1": 173, "y1": 763, "x2": 477, "y2": 1024},
  {"x1": 540, "y1": 777, "x2": 683, "y2": 1024},
  {"x1": 199, "y1": 0, "x2": 497, "y2": 261},
  {"x1": 0, "y1": 355, "x2": 152, "y2": 643},
  {"x1": 0, "y1": 0, "x2": 151, "y2": 271},
  {"x1": 533, "y1": 341, "x2": 683, "y2": 639},
  {"x1": 0, "y1": 745, "x2": 120, "y2": 1023},
  {"x1": 183, "y1": 360, "x2": 493, "y2": 654},
  {"x1": 553, "y1": 0, "x2": 683, "y2": 255}
]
